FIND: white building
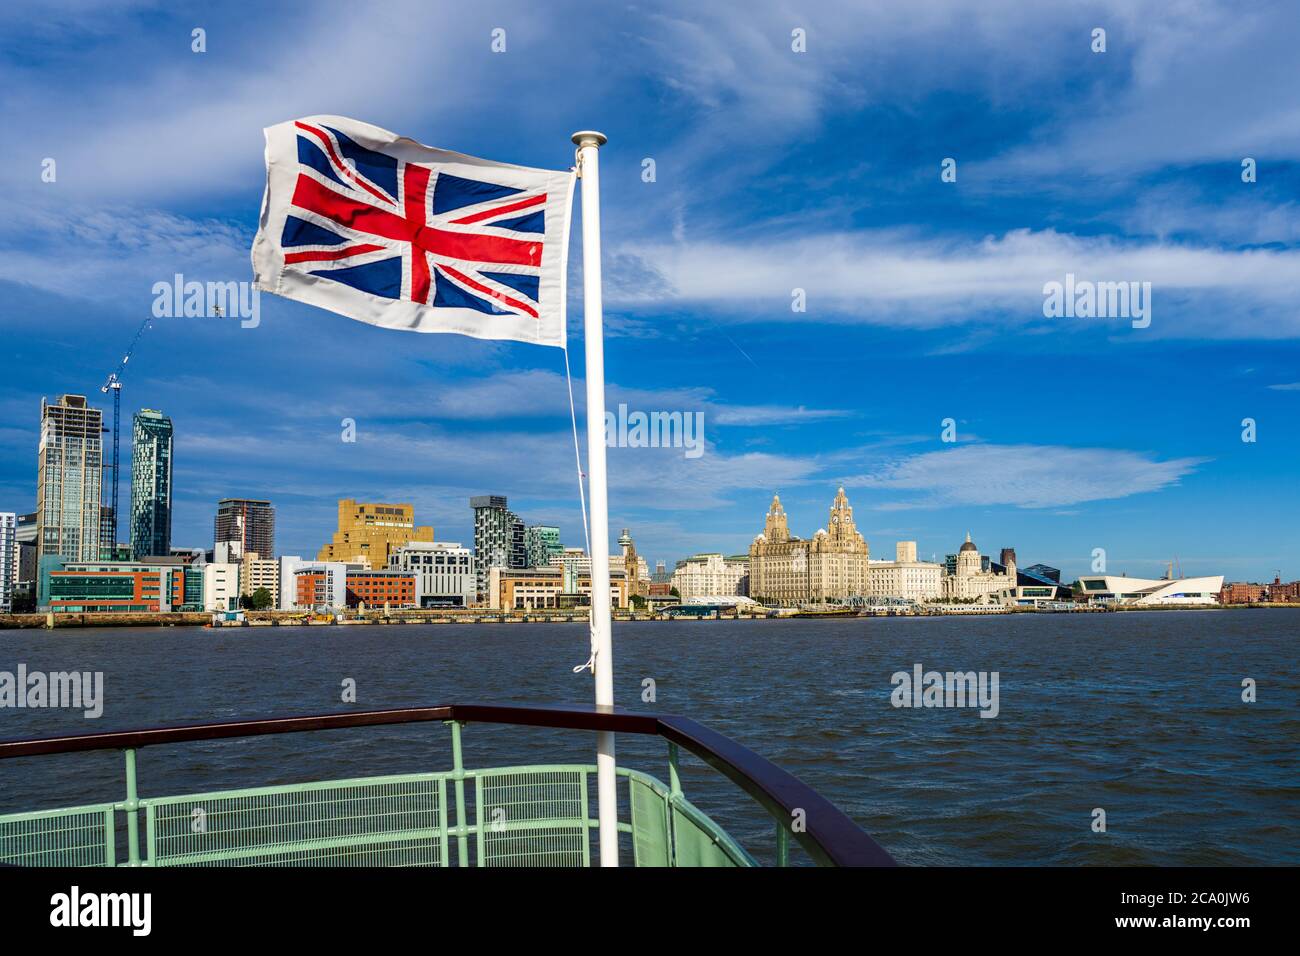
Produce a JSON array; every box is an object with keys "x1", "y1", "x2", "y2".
[
  {"x1": 294, "y1": 562, "x2": 349, "y2": 610},
  {"x1": 867, "y1": 541, "x2": 943, "y2": 602},
  {"x1": 202, "y1": 562, "x2": 241, "y2": 612},
  {"x1": 670, "y1": 553, "x2": 749, "y2": 602},
  {"x1": 278, "y1": 555, "x2": 303, "y2": 610},
  {"x1": 389, "y1": 541, "x2": 475, "y2": 608},
  {"x1": 0, "y1": 513, "x2": 15, "y2": 613},
  {"x1": 239, "y1": 552, "x2": 280, "y2": 604},
  {"x1": 1076, "y1": 574, "x2": 1225, "y2": 606},
  {"x1": 942, "y1": 533, "x2": 1015, "y2": 602}
]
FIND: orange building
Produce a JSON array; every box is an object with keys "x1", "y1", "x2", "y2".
[
  {"x1": 46, "y1": 562, "x2": 201, "y2": 613},
  {"x1": 345, "y1": 570, "x2": 416, "y2": 608}
]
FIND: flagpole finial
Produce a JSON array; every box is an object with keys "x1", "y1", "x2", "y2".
[{"x1": 571, "y1": 130, "x2": 608, "y2": 148}]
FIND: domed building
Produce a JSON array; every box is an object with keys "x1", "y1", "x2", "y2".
[
  {"x1": 748, "y1": 488, "x2": 869, "y2": 605},
  {"x1": 943, "y1": 532, "x2": 1016, "y2": 601}
]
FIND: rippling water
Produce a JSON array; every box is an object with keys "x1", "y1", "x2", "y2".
[{"x1": 2, "y1": 611, "x2": 1297, "y2": 865}]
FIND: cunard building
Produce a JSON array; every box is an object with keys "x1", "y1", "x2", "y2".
[{"x1": 748, "y1": 489, "x2": 869, "y2": 605}]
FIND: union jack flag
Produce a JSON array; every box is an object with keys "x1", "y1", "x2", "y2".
[{"x1": 252, "y1": 115, "x2": 574, "y2": 347}]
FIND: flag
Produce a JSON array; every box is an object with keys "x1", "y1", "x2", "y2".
[{"x1": 251, "y1": 115, "x2": 574, "y2": 347}]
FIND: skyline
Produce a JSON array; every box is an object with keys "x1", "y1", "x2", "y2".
[{"x1": 2, "y1": 2, "x2": 1299, "y2": 582}]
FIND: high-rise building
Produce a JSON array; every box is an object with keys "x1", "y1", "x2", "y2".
[
  {"x1": 129, "y1": 409, "x2": 173, "y2": 559},
  {"x1": 36, "y1": 395, "x2": 104, "y2": 563},
  {"x1": 0, "y1": 512, "x2": 15, "y2": 613},
  {"x1": 471, "y1": 495, "x2": 526, "y2": 599},
  {"x1": 523, "y1": 525, "x2": 563, "y2": 569},
  {"x1": 317, "y1": 499, "x2": 434, "y2": 568},
  {"x1": 98, "y1": 506, "x2": 114, "y2": 559},
  {"x1": 214, "y1": 498, "x2": 275, "y2": 561}
]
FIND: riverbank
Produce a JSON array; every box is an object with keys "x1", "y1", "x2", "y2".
[{"x1": 1, "y1": 602, "x2": 1295, "y2": 629}]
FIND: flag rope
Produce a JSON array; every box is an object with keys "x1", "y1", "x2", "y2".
[{"x1": 563, "y1": 342, "x2": 597, "y2": 674}]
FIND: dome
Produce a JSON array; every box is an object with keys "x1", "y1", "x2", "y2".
[{"x1": 959, "y1": 532, "x2": 977, "y2": 552}]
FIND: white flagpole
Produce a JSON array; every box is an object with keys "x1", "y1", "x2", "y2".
[{"x1": 572, "y1": 129, "x2": 617, "y2": 868}]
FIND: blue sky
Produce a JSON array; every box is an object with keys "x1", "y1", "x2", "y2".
[{"x1": 1, "y1": 0, "x2": 1297, "y2": 582}]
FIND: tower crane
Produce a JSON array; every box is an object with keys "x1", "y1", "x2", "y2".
[{"x1": 99, "y1": 317, "x2": 152, "y2": 546}]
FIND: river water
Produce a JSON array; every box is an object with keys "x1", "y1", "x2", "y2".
[{"x1": 1, "y1": 611, "x2": 1296, "y2": 865}]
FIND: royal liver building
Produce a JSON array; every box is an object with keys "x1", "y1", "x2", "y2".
[{"x1": 748, "y1": 489, "x2": 869, "y2": 605}]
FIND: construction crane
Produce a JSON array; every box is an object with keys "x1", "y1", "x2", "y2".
[{"x1": 99, "y1": 317, "x2": 152, "y2": 546}]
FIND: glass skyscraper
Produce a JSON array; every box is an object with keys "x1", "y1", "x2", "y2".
[{"x1": 129, "y1": 409, "x2": 174, "y2": 559}]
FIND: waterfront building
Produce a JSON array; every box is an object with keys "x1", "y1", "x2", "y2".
[
  {"x1": 1022, "y1": 563, "x2": 1062, "y2": 584},
  {"x1": 617, "y1": 528, "x2": 650, "y2": 598},
  {"x1": 1266, "y1": 577, "x2": 1300, "y2": 602},
  {"x1": 0, "y1": 512, "x2": 15, "y2": 613},
  {"x1": 472, "y1": 495, "x2": 526, "y2": 599},
  {"x1": 129, "y1": 409, "x2": 174, "y2": 559},
  {"x1": 10, "y1": 513, "x2": 37, "y2": 612},
  {"x1": 670, "y1": 552, "x2": 749, "y2": 603},
  {"x1": 293, "y1": 562, "x2": 350, "y2": 610},
  {"x1": 748, "y1": 489, "x2": 869, "y2": 605},
  {"x1": 318, "y1": 499, "x2": 434, "y2": 568},
  {"x1": 343, "y1": 569, "x2": 417, "y2": 609},
  {"x1": 1076, "y1": 574, "x2": 1225, "y2": 606},
  {"x1": 36, "y1": 395, "x2": 104, "y2": 563},
  {"x1": 214, "y1": 498, "x2": 275, "y2": 561},
  {"x1": 277, "y1": 555, "x2": 303, "y2": 610},
  {"x1": 652, "y1": 560, "x2": 669, "y2": 585},
  {"x1": 44, "y1": 557, "x2": 204, "y2": 613},
  {"x1": 389, "y1": 541, "x2": 475, "y2": 608},
  {"x1": 941, "y1": 533, "x2": 1016, "y2": 601},
  {"x1": 488, "y1": 566, "x2": 628, "y2": 611},
  {"x1": 239, "y1": 552, "x2": 280, "y2": 604},
  {"x1": 523, "y1": 525, "x2": 563, "y2": 568},
  {"x1": 867, "y1": 541, "x2": 944, "y2": 602},
  {"x1": 547, "y1": 546, "x2": 649, "y2": 589},
  {"x1": 203, "y1": 562, "x2": 240, "y2": 612}
]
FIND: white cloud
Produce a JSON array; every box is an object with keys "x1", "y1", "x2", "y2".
[
  {"x1": 843, "y1": 443, "x2": 1207, "y2": 509},
  {"x1": 614, "y1": 228, "x2": 1300, "y2": 337}
]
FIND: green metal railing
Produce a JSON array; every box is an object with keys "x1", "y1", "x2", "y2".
[
  {"x1": 0, "y1": 722, "x2": 752, "y2": 868},
  {"x1": 0, "y1": 703, "x2": 895, "y2": 867}
]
